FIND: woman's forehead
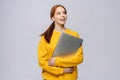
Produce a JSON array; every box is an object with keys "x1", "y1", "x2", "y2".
[{"x1": 55, "y1": 6, "x2": 65, "y2": 12}]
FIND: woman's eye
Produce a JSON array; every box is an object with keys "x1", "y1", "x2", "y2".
[
  {"x1": 57, "y1": 12, "x2": 60, "y2": 15},
  {"x1": 56, "y1": 11, "x2": 66, "y2": 15},
  {"x1": 63, "y1": 11, "x2": 66, "y2": 14}
]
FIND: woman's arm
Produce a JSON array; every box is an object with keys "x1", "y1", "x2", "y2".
[
  {"x1": 49, "y1": 33, "x2": 84, "y2": 68},
  {"x1": 38, "y1": 37, "x2": 64, "y2": 75},
  {"x1": 54, "y1": 46, "x2": 83, "y2": 67},
  {"x1": 38, "y1": 36, "x2": 74, "y2": 75}
]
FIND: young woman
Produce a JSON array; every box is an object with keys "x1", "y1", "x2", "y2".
[{"x1": 38, "y1": 5, "x2": 83, "y2": 80}]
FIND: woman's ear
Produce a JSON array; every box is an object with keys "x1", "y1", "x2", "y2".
[{"x1": 52, "y1": 17, "x2": 54, "y2": 21}]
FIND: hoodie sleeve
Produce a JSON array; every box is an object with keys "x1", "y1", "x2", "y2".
[
  {"x1": 54, "y1": 46, "x2": 83, "y2": 68},
  {"x1": 38, "y1": 36, "x2": 64, "y2": 75}
]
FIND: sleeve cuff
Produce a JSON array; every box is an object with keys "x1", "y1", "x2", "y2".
[
  {"x1": 59, "y1": 68, "x2": 64, "y2": 74},
  {"x1": 54, "y1": 57, "x2": 60, "y2": 66}
]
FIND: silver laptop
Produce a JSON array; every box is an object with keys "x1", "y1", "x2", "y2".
[{"x1": 53, "y1": 32, "x2": 83, "y2": 57}]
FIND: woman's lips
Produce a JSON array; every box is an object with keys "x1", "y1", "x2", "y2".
[{"x1": 60, "y1": 19, "x2": 65, "y2": 21}]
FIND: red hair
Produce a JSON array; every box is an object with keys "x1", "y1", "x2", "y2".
[{"x1": 41, "y1": 5, "x2": 67, "y2": 43}]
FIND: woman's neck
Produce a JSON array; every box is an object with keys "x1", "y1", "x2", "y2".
[{"x1": 54, "y1": 25, "x2": 65, "y2": 32}]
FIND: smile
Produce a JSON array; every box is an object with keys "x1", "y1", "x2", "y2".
[{"x1": 60, "y1": 19, "x2": 65, "y2": 21}]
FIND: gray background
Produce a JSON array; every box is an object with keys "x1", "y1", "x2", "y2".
[{"x1": 0, "y1": 0, "x2": 120, "y2": 80}]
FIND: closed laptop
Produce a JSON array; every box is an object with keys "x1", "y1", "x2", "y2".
[{"x1": 53, "y1": 32, "x2": 83, "y2": 57}]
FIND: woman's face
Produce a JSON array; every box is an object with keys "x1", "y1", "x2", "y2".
[{"x1": 52, "y1": 6, "x2": 67, "y2": 26}]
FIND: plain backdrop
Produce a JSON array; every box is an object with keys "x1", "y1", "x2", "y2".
[{"x1": 0, "y1": 0, "x2": 120, "y2": 80}]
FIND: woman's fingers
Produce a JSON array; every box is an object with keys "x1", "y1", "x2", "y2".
[
  {"x1": 48, "y1": 58, "x2": 55, "y2": 66},
  {"x1": 63, "y1": 67, "x2": 74, "y2": 73}
]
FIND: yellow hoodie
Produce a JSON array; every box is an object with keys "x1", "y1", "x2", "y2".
[{"x1": 38, "y1": 28, "x2": 83, "y2": 80}]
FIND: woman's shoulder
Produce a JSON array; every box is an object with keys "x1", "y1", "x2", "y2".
[
  {"x1": 39, "y1": 35, "x2": 47, "y2": 43},
  {"x1": 65, "y1": 28, "x2": 79, "y2": 37},
  {"x1": 66, "y1": 28, "x2": 78, "y2": 33}
]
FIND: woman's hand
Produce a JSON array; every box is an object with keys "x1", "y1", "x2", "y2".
[
  {"x1": 48, "y1": 58, "x2": 55, "y2": 66},
  {"x1": 63, "y1": 67, "x2": 74, "y2": 74},
  {"x1": 48, "y1": 58, "x2": 74, "y2": 74}
]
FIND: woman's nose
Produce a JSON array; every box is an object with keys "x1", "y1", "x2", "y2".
[{"x1": 61, "y1": 13, "x2": 65, "y2": 17}]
